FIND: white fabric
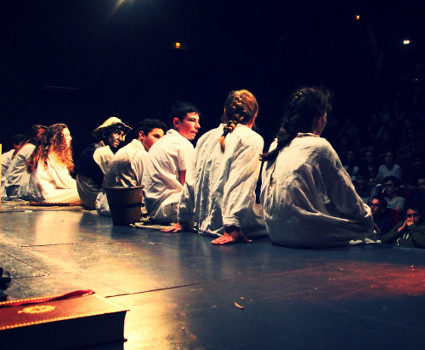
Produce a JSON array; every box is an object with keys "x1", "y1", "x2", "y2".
[
  {"x1": 93, "y1": 145, "x2": 115, "y2": 175},
  {"x1": 19, "y1": 155, "x2": 80, "y2": 203},
  {"x1": 178, "y1": 124, "x2": 266, "y2": 237},
  {"x1": 96, "y1": 139, "x2": 147, "y2": 216},
  {"x1": 378, "y1": 163, "x2": 402, "y2": 180},
  {"x1": 386, "y1": 195, "x2": 405, "y2": 211},
  {"x1": 4, "y1": 143, "x2": 35, "y2": 198},
  {"x1": 261, "y1": 133, "x2": 374, "y2": 248},
  {"x1": 143, "y1": 129, "x2": 194, "y2": 222},
  {"x1": 1, "y1": 149, "x2": 14, "y2": 177},
  {"x1": 1, "y1": 149, "x2": 14, "y2": 198}
]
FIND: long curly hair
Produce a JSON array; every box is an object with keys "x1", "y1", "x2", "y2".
[
  {"x1": 219, "y1": 89, "x2": 259, "y2": 151},
  {"x1": 27, "y1": 123, "x2": 74, "y2": 173}
]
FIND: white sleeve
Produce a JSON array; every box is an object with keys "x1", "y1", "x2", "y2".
[{"x1": 222, "y1": 136, "x2": 264, "y2": 227}]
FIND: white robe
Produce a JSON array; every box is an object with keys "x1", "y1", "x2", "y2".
[
  {"x1": 143, "y1": 129, "x2": 194, "y2": 223},
  {"x1": 4, "y1": 143, "x2": 35, "y2": 198},
  {"x1": 1, "y1": 149, "x2": 14, "y2": 199},
  {"x1": 261, "y1": 133, "x2": 374, "y2": 248},
  {"x1": 19, "y1": 156, "x2": 80, "y2": 203},
  {"x1": 178, "y1": 124, "x2": 266, "y2": 237},
  {"x1": 96, "y1": 139, "x2": 147, "y2": 216}
]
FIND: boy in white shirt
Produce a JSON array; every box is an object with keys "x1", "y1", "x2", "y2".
[{"x1": 143, "y1": 101, "x2": 201, "y2": 223}]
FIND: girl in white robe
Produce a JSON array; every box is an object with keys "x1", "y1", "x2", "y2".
[
  {"x1": 19, "y1": 123, "x2": 80, "y2": 203},
  {"x1": 261, "y1": 87, "x2": 374, "y2": 248},
  {"x1": 163, "y1": 89, "x2": 266, "y2": 244}
]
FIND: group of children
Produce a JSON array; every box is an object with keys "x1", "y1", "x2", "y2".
[{"x1": 5, "y1": 86, "x2": 411, "y2": 248}]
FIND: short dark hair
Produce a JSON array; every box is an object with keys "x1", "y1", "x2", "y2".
[
  {"x1": 371, "y1": 195, "x2": 387, "y2": 209},
  {"x1": 170, "y1": 100, "x2": 200, "y2": 122},
  {"x1": 383, "y1": 176, "x2": 400, "y2": 188},
  {"x1": 136, "y1": 118, "x2": 167, "y2": 137},
  {"x1": 405, "y1": 203, "x2": 421, "y2": 213}
]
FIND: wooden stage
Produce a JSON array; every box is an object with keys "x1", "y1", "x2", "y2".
[{"x1": 1, "y1": 200, "x2": 425, "y2": 349}]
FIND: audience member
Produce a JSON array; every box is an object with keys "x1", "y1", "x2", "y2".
[
  {"x1": 163, "y1": 90, "x2": 266, "y2": 244},
  {"x1": 378, "y1": 150, "x2": 402, "y2": 182},
  {"x1": 76, "y1": 117, "x2": 131, "y2": 209},
  {"x1": 381, "y1": 205, "x2": 425, "y2": 248},
  {"x1": 342, "y1": 149, "x2": 360, "y2": 181},
  {"x1": 143, "y1": 101, "x2": 201, "y2": 223},
  {"x1": 383, "y1": 176, "x2": 405, "y2": 212},
  {"x1": 354, "y1": 171, "x2": 378, "y2": 204},
  {"x1": 96, "y1": 118, "x2": 166, "y2": 216},
  {"x1": 410, "y1": 177, "x2": 425, "y2": 214},
  {"x1": 260, "y1": 87, "x2": 374, "y2": 248},
  {"x1": 370, "y1": 196, "x2": 396, "y2": 238},
  {"x1": 361, "y1": 149, "x2": 379, "y2": 186}
]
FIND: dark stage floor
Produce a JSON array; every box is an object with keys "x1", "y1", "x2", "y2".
[{"x1": 1, "y1": 202, "x2": 425, "y2": 349}]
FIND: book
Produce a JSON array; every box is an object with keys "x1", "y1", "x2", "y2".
[{"x1": 0, "y1": 290, "x2": 128, "y2": 349}]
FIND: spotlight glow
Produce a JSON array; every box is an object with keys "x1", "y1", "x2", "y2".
[{"x1": 403, "y1": 39, "x2": 411, "y2": 45}]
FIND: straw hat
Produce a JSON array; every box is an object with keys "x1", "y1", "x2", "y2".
[{"x1": 92, "y1": 117, "x2": 132, "y2": 137}]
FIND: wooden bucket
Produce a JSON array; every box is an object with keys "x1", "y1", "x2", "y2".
[{"x1": 105, "y1": 186, "x2": 143, "y2": 225}]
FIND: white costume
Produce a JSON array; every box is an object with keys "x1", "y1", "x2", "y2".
[
  {"x1": 19, "y1": 155, "x2": 80, "y2": 203},
  {"x1": 4, "y1": 143, "x2": 36, "y2": 198},
  {"x1": 1, "y1": 149, "x2": 15, "y2": 199},
  {"x1": 143, "y1": 129, "x2": 194, "y2": 223},
  {"x1": 178, "y1": 124, "x2": 266, "y2": 237},
  {"x1": 261, "y1": 133, "x2": 374, "y2": 248},
  {"x1": 96, "y1": 139, "x2": 148, "y2": 215}
]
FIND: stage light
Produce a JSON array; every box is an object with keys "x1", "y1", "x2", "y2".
[
  {"x1": 355, "y1": 14, "x2": 360, "y2": 21},
  {"x1": 403, "y1": 39, "x2": 411, "y2": 45},
  {"x1": 175, "y1": 42, "x2": 181, "y2": 49}
]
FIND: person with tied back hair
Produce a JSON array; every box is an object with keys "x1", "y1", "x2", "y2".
[
  {"x1": 163, "y1": 89, "x2": 266, "y2": 244},
  {"x1": 260, "y1": 87, "x2": 375, "y2": 247},
  {"x1": 19, "y1": 123, "x2": 80, "y2": 203}
]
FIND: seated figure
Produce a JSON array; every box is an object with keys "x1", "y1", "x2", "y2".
[
  {"x1": 370, "y1": 195, "x2": 396, "y2": 238},
  {"x1": 143, "y1": 101, "x2": 201, "y2": 223},
  {"x1": 19, "y1": 123, "x2": 80, "y2": 203},
  {"x1": 381, "y1": 205, "x2": 425, "y2": 248},
  {"x1": 4, "y1": 124, "x2": 46, "y2": 198},
  {"x1": 261, "y1": 87, "x2": 374, "y2": 248},
  {"x1": 383, "y1": 176, "x2": 405, "y2": 212},
  {"x1": 96, "y1": 118, "x2": 166, "y2": 216},
  {"x1": 76, "y1": 117, "x2": 131, "y2": 209},
  {"x1": 164, "y1": 90, "x2": 266, "y2": 244},
  {"x1": 1, "y1": 133, "x2": 25, "y2": 199}
]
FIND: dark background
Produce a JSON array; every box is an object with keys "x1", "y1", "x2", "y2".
[{"x1": 1, "y1": 0, "x2": 424, "y2": 154}]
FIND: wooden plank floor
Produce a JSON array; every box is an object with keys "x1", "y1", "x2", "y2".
[{"x1": 1, "y1": 206, "x2": 425, "y2": 349}]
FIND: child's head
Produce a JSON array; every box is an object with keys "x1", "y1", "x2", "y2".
[
  {"x1": 170, "y1": 101, "x2": 201, "y2": 140},
  {"x1": 219, "y1": 89, "x2": 259, "y2": 151}
]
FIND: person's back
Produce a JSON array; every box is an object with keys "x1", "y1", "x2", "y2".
[
  {"x1": 261, "y1": 87, "x2": 374, "y2": 248},
  {"x1": 179, "y1": 123, "x2": 264, "y2": 237}
]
